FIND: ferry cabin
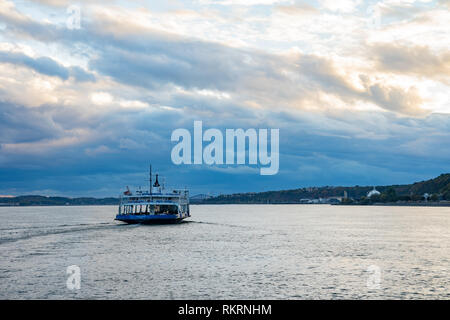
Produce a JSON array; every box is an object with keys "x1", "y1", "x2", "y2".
[
  {"x1": 115, "y1": 168, "x2": 190, "y2": 224},
  {"x1": 118, "y1": 191, "x2": 190, "y2": 217}
]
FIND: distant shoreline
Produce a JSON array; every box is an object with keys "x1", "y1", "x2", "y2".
[
  {"x1": 1, "y1": 173, "x2": 449, "y2": 207},
  {"x1": 1, "y1": 202, "x2": 450, "y2": 207},
  {"x1": 338, "y1": 201, "x2": 450, "y2": 207},
  {"x1": 192, "y1": 202, "x2": 450, "y2": 207},
  {"x1": 196, "y1": 173, "x2": 450, "y2": 206}
]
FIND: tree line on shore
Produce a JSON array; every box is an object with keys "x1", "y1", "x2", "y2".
[
  {"x1": 1, "y1": 174, "x2": 449, "y2": 206},
  {"x1": 199, "y1": 173, "x2": 450, "y2": 204}
]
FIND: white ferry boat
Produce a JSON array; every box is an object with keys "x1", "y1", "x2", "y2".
[{"x1": 115, "y1": 167, "x2": 190, "y2": 224}]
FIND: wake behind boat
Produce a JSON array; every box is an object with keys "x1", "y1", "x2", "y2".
[{"x1": 115, "y1": 166, "x2": 190, "y2": 224}]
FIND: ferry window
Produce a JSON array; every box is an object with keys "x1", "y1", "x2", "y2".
[{"x1": 154, "y1": 205, "x2": 178, "y2": 214}]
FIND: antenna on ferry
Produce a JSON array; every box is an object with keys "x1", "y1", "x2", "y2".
[
  {"x1": 149, "y1": 165, "x2": 152, "y2": 195},
  {"x1": 154, "y1": 174, "x2": 160, "y2": 187}
]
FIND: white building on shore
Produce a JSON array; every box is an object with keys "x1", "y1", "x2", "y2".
[{"x1": 367, "y1": 187, "x2": 381, "y2": 198}]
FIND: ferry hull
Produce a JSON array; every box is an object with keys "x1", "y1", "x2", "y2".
[{"x1": 115, "y1": 214, "x2": 186, "y2": 224}]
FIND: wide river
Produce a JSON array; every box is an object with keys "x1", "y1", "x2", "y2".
[{"x1": 0, "y1": 205, "x2": 449, "y2": 299}]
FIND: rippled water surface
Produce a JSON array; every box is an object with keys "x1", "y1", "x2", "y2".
[{"x1": 0, "y1": 205, "x2": 449, "y2": 299}]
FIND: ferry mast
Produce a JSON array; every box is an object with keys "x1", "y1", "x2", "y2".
[{"x1": 149, "y1": 165, "x2": 152, "y2": 195}]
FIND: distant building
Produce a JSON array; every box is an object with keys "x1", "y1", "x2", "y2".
[
  {"x1": 299, "y1": 197, "x2": 341, "y2": 204},
  {"x1": 367, "y1": 187, "x2": 381, "y2": 198}
]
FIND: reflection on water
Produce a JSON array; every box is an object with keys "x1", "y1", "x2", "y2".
[{"x1": 0, "y1": 205, "x2": 449, "y2": 299}]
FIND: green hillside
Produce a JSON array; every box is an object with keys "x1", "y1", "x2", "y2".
[
  {"x1": 200, "y1": 173, "x2": 450, "y2": 204},
  {"x1": 0, "y1": 195, "x2": 119, "y2": 206}
]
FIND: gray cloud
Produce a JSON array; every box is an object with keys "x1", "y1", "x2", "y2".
[
  {"x1": 0, "y1": 2, "x2": 448, "y2": 196},
  {"x1": 0, "y1": 101, "x2": 61, "y2": 144},
  {"x1": 0, "y1": 5, "x2": 433, "y2": 116},
  {"x1": 370, "y1": 44, "x2": 450, "y2": 81},
  {"x1": 87, "y1": 28, "x2": 428, "y2": 116},
  {"x1": 0, "y1": 51, "x2": 95, "y2": 82},
  {"x1": 88, "y1": 30, "x2": 282, "y2": 92},
  {"x1": 0, "y1": 51, "x2": 69, "y2": 79},
  {"x1": 274, "y1": 3, "x2": 319, "y2": 15},
  {"x1": 363, "y1": 80, "x2": 425, "y2": 116}
]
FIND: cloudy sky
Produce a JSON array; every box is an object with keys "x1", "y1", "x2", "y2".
[{"x1": 0, "y1": 0, "x2": 449, "y2": 197}]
